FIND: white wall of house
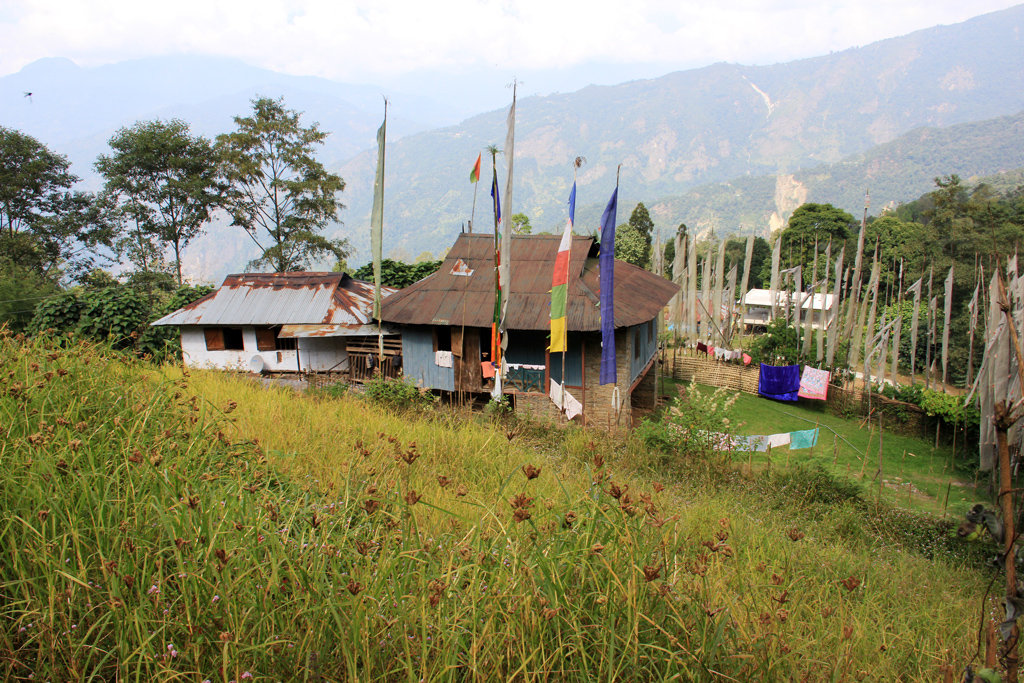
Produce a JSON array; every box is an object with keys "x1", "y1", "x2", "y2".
[{"x1": 179, "y1": 327, "x2": 348, "y2": 373}]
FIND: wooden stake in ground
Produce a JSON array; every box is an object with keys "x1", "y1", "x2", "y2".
[
  {"x1": 859, "y1": 426, "x2": 873, "y2": 479},
  {"x1": 875, "y1": 413, "x2": 884, "y2": 503},
  {"x1": 998, "y1": 398, "x2": 1020, "y2": 681}
]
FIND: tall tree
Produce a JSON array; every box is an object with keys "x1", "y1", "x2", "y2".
[
  {"x1": 614, "y1": 222, "x2": 648, "y2": 269},
  {"x1": 510, "y1": 212, "x2": 532, "y2": 235},
  {"x1": 216, "y1": 97, "x2": 350, "y2": 272},
  {"x1": 778, "y1": 202, "x2": 856, "y2": 274},
  {"x1": 628, "y1": 202, "x2": 654, "y2": 268},
  {"x1": 96, "y1": 119, "x2": 223, "y2": 285},
  {"x1": 0, "y1": 127, "x2": 114, "y2": 283}
]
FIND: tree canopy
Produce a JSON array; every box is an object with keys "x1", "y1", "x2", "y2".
[
  {"x1": 0, "y1": 127, "x2": 114, "y2": 283},
  {"x1": 216, "y1": 97, "x2": 350, "y2": 272},
  {"x1": 614, "y1": 222, "x2": 648, "y2": 269},
  {"x1": 510, "y1": 213, "x2": 532, "y2": 235},
  {"x1": 96, "y1": 119, "x2": 224, "y2": 285},
  {"x1": 627, "y1": 202, "x2": 654, "y2": 268}
]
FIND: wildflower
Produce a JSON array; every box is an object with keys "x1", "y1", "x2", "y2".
[
  {"x1": 521, "y1": 464, "x2": 541, "y2": 480},
  {"x1": 347, "y1": 579, "x2": 363, "y2": 596},
  {"x1": 840, "y1": 576, "x2": 861, "y2": 592},
  {"x1": 775, "y1": 609, "x2": 789, "y2": 622},
  {"x1": 147, "y1": 585, "x2": 159, "y2": 595},
  {"x1": 404, "y1": 489, "x2": 422, "y2": 506},
  {"x1": 212, "y1": 595, "x2": 220, "y2": 603},
  {"x1": 241, "y1": 673, "x2": 252, "y2": 680},
  {"x1": 786, "y1": 528, "x2": 804, "y2": 542},
  {"x1": 436, "y1": 475, "x2": 452, "y2": 488},
  {"x1": 590, "y1": 543, "x2": 605, "y2": 555},
  {"x1": 642, "y1": 565, "x2": 661, "y2": 582},
  {"x1": 455, "y1": 484, "x2": 468, "y2": 497},
  {"x1": 606, "y1": 482, "x2": 627, "y2": 500}
]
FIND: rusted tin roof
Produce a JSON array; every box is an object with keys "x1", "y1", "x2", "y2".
[
  {"x1": 151, "y1": 272, "x2": 396, "y2": 329},
  {"x1": 380, "y1": 234, "x2": 679, "y2": 331}
]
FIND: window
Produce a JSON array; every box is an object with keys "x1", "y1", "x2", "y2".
[
  {"x1": 205, "y1": 328, "x2": 244, "y2": 351},
  {"x1": 222, "y1": 328, "x2": 244, "y2": 350},
  {"x1": 633, "y1": 328, "x2": 641, "y2": 360},
  {"x1": 648, "y1": 320, "x2": 655, "y2": 346},
  {"x1": 434, "y1": 326, "x2": 452, "y2": 352},
  {"x1": 204, "y1": 328, "x2": 225, "y2": 351},
  {"x1": 256, "y1": 327, "x2": 296, "y2": 351},
  {"x1": 255, "y1": 328, "x2": 276, "y2": 351}
]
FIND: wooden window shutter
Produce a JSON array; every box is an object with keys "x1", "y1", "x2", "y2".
[
  {"x1": 204, "y1": 328, "x2": 225, "y2": 351},
  {"x1": 255, "y1": 328, "x2": 276, "y2": 351}
]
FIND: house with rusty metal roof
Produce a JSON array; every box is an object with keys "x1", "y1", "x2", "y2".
[
  {"x1": 380, "y1": 233, "x2": 678, "y2": 428},
  {"x1": 152, "y1": 272, "x2": 398, "y2": 379}
]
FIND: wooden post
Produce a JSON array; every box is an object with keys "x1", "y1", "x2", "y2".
[
  {"x1": 832, "y1": 435, "x2": 839, "y2": 467},
  {"x1": 997, "y1": 399, "x2": 1020, "y2": 681},
  {"x1": 876, "y1": 413, "x2": 884, "y2": 502}
]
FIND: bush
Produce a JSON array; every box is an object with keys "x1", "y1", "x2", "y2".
[
  {"x1": 636, "y1": 382, "x2": 742, "y2": 463},
  {"x1": 362, "y1": 374, "x2": 435, "y2": 411}
]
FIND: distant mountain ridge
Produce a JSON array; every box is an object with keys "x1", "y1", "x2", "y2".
[
  {"x1": 0, "y1": 55, "x2": 455, "y2": 185},
  {"x1": 648, "y1": 109, "x2": 1024, "y2": 242},
  {"x1": 332, "y1": 3, "x2": 1024, "y2": 260}
]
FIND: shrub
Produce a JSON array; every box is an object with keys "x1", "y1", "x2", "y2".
[{"x1": 362, "y1": 374, "x2": 434, "y2": 410}]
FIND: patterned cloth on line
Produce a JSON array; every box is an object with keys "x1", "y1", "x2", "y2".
[
  {"x1": 434, "y1": 350, "x2": 453, "y2": 368},
  {"x1": 758, "y1": 363, "x2": 800, "y2": 401},
  {"x1": 798, "y1": 366, "x2": 830, "y2": 400},
  {"x1": 766, "y1": 432, "x2": 791, "y2": 448},
  {"x1": 696, "y1": 342, "x2": 708, "y2": 354},
  {"x1": 742, "y1": 353, "x2": 752, "y2": 366},
  {"x1": 789, "y1": 428, "x2": 819, "y2": 450},
  {"x1": 481, "y1": 361, "x2": 495, "y2": 379}
]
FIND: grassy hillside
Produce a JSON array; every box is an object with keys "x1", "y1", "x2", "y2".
[{"x1": 0, "y1": 333, "x2": 994, "y2": 681}]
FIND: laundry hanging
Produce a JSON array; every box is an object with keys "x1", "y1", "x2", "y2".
[
  {"x1": 797, "y1": 366, "x2": 830, "y2": 401},
  {"x1": 758, "y1": 363, "x2": 800, "y2": 402},
  {"x1": 789, "y1": 428, "x2": 819, "y2": 450}
]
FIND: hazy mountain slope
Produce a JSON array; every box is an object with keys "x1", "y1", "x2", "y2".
[
  {"x1": 332, "y1": 4, "x2": 1024, "y2": 260},
  {"x1": 648, "y1": 109, "x2": 1024, "y2": 241}
]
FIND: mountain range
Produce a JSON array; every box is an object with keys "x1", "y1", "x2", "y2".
[
  {"x1": 2, "y1": 4, "x2": 1023, "y2": 279},
  {"x1": 333, "y1": 3, "x2": 1024, "y2": 262}
]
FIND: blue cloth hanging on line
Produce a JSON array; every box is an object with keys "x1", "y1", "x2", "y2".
[
  {"x1": 789, "y1": 428, "x2": 819, "y2": 450},
  {"x1": 758, "y1": 363, "x2": 800, "y2": 402}
]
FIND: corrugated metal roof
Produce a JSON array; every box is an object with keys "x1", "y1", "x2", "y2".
[
  {"x1": 151, "y1": 273, "x2": 395, "y2": 327},
  {"x1": 380, "y1": 234, "x2": 679, "y2": 331}
]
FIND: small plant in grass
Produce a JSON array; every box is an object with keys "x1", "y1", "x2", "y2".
[
  {"x1": 636, "y1": 381, "x2": 742, "y2": 464},
  {"x1": 362, "y1": 373, "x2": 434, "y2": 410}
]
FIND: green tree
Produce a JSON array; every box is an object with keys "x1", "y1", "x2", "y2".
[
  {"x1": 96, "y1": 119, "x2": 224, "y2": 285},
  {"x1": 628, "y1": 202, "x2": 654, "y2": 268},
  {"x1": 781, "y1": 203, "x2": 856, "y2": 272},
  {"x1": 510, "y1": 213, "x2": 532, "y2": 235},
  {"x1": 216, "y1": 97, "x2": 350, "y2": 272},
  {"x1": 0, "y1": 127, "x2": 114, "y2": 282},
  {"x1": 353, "y1": 258, "x2": 443, "y2": 288},
  {"x1": 614, "y1": 222, "x2": 648, "y2": 269}
]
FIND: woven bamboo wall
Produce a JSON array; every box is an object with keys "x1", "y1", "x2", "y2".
[{"x1": 671, "y1": 352, "x2": 760, "y2": 394}]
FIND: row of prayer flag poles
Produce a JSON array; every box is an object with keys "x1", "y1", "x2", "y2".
[{"x1": 372, "y1": 89, "x2": 1001, "y2": 431}]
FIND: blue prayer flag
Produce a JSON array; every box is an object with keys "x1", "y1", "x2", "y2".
[{"x1": 599, "y1": 184, "x2": 618, "y2": 385}]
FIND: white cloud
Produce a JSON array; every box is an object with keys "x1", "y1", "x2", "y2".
[{"x1": 0, "y1": 0, "x2": 1020, "y2": 81}]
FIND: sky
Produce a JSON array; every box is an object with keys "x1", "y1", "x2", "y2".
[{"x1": 2, "y1": 0, "x2": 1022, "y2": 100}]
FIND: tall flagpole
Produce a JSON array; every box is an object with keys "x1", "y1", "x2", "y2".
[{"x1": 371, "y1": 98, "x2": 388, "y2": 365}]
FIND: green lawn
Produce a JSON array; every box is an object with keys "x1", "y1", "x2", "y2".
[{"x1": 659, "y1": 378, "x2": 985, "y2": 515}]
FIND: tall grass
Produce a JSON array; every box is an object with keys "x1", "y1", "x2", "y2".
[{"x1": 0, "y1": 331, "x2": 991, "y2": 681}]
